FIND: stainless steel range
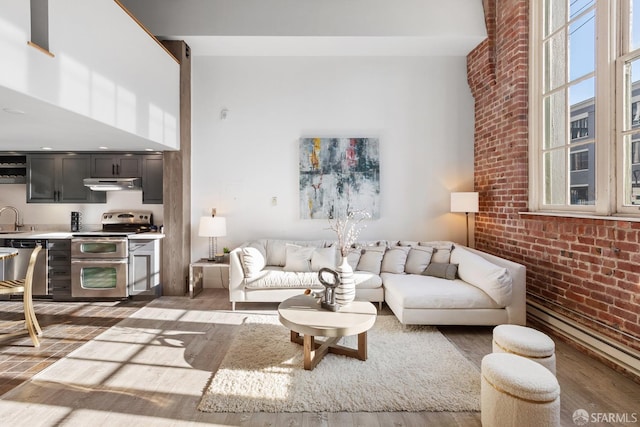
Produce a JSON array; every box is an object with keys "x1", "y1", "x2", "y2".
[{"x1": 71, "y1": 210, "x2": 153, "y2": 298}]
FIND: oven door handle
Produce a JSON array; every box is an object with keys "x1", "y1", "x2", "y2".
[{"x1": 71, "y1": 259, "x2": 128, "y2": 264}]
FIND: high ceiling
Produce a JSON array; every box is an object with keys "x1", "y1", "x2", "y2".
[{"x1": 0, "y1": 0, "x2": 487, "y2": 152}]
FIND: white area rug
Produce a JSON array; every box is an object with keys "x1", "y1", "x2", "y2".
[{"x1": 198, "y1": 314, "x2": 481, "y2": 413}]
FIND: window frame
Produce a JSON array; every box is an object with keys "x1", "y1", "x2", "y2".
[{"x1": 529, "y1": 0, "x2": 630, "y2": 216}]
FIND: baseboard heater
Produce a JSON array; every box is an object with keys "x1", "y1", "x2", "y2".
[{"x1": 527, "y1": 301, "x2": 640, "y2": 379}]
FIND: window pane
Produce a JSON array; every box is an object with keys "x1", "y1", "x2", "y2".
[
  {"x1": 544, "y1": 0, "x2": 567, "y2": 37},
  {"x1": 544, "y1": 149, "x2": 567, "y2": 205},
  {"x1": 624, "y1": 57, "x2": 640, "y2": 131},
  {"x1": 569, "y1": 76, "x2": 595, "y2": 106},
  {"x1": 569, "y1": 142, "x2": 596, "y2": 205},
  {"x1": 544, "y1": 29, "x2": 567, "y2": 92},
  {"x1": 570, "y1": 0, "x2": 595, "y2": 19},
  {"x1": 632, "y1": 0, "x2": 640, "y2": 51},
  {"x1": 544, "y1": 91, "x2": 566, "y2": 149},
  {"x1": 569, "y1": 10, "x2": 595, "y2": 81},
  {"x1": 623, "y1": 134, "x2": 640, "y2": 205}
]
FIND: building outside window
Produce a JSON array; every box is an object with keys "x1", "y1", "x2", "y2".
[
  {"x1": 530, "y1": 0, "x2": 640, "y2": 212},
  {"x1": 571, "y1": 149, "x2": 589, "y2": 171},
  {"x1": 571, "y1": 117, "x2": 589, "y2": 139}
]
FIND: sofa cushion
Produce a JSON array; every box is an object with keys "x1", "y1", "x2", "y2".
[
  {"x1": 345, "y1": 247, "x2": 362, "y2": 270},
  {"x1": 245, "y1": 267, "x2": 382, "y2": 289},
  {"x1": 311, "y1": 246, "x2": 337, "y2": 271},
  {"x1": 381, "y1": 246, "x2": 411, "y2": 274},
  {"x1": 241, "y1": 247, "x2": 266, "y2": 278},
  {"x1": 357, "y1": 246, "x2": 386, "y2": 274},
  {"x1": 404, "y1": 246, "x2": 433, "y2": 274},
  {"x1": 283, "y1": 244, "x2": 315, "y2": 272},
  {"x1": 381, "y1": 273, "x2": 502, "y2": 309},
  {"x1": 266, "y1": 240, "x2": 288, "y2": 266},
  {"x1": 450, "y1": 246, "x2": 512, "y2": 306},
  {"x1": 419, "y1": 241, "x2": 454, "y2": 263},
  {"x1": 423, "y1": 262, "x2": 458, "y2": 280}
]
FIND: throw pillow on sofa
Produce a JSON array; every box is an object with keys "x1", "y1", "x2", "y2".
[
  {"x1": 423, "y1": 262, "x2": 458, "y2": 280},
  {"x1": 405, "y1": 245, "x2": 434, "y2": 274},
  {"x1": 356, "y1": 246, "x2": 386, "y2": 274},
  {"x1": 241, "y1": 247, "x2": 266, "y2": 278},
  {"x1": 381, "y1": 246, "x2": 411, "y2": 274},
  {"x1": 311, "y1": 246, "x2": 337, "y2": 271},
  {"x1": 450, "y1": 246, "x2": 512, "y2": 306},
  {"x1": 419, "y1": 241, "x2": 455, "y2": 263},
  {"x1": 283, "y1": 244, "x2": 315, "y2": 272}
]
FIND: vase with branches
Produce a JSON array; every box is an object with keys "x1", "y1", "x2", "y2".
[{"x1": 327, "y1": 210, "x2": 371, "y2": 306}]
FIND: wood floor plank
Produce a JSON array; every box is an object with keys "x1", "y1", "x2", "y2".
[{"x1": 0, "y1": 288, "x2": 637, "y2": 427}]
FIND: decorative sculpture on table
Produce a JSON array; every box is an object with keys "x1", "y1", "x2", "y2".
[{"x1": 305, "y1": 267, "x2": 340, "y2": 312}]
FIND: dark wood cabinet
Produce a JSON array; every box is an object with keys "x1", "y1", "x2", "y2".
[
  {"x1": 91, "y1": 154, "x2": 142, "y2": 178},
  {"x1": 141, "y1": 155, "x2": 163, "y2": 204},
  {"x1": 27, "y1": 154, "x2": 106, "y2": 203}
]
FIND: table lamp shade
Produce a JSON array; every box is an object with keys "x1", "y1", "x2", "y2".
[
  {"x1": 199, "y1": 216, "x2": 226, "y2": 261},
  {"x1": 450, "y1": 192, "x2": 479, "y2": 213},
  {"x1": 198, "y1": 216, "x2": 227, "y2": 237}
]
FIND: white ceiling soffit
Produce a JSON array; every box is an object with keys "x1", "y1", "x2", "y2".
[
  {"x1": 0, "y1": 86, "x2": 168, "y2": 152},
  {"x1": 120, "y1": 0, "x2": 488, "y2": 57}
]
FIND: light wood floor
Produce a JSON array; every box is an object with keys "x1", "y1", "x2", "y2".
[{"x1": 0, "y1": 288, "x2": 638, "y2": 427}]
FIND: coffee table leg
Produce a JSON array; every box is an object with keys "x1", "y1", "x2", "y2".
[
  {"x1": 290, "y1": 330, "x2": 367, "y2": 370},
  {"x1": 303, "y1": 334, "x2": 315, "y2": 370},
  {"x1": 357, "y1": 331, "x2": 367, "y2": 360}
]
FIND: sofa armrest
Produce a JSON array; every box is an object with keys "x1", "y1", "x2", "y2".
[
  {"x1": 228, "y1": 247, "x2": 246, "y2": 303},
  {"x1": 465, "y1": 247, "x2": 527, "y2": 325}
]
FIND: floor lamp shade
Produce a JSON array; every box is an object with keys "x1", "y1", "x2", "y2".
[
  {"x1": 450, "y1": 192, "x2": 479, "y2": 213},
  {"x1": 450, "y1": 192, "x2": 479, "y2": 247},
  {"x1": 198, "y1": 216, "x2": 227, "y2": 261}
]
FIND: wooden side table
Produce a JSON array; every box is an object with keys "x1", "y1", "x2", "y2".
[{"x1": 188, "y1": 259, "x2": 230, "y2": 298}]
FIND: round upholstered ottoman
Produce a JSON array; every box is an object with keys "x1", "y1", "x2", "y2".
[
  {"x1": 493, "y1": 324, "x2": 556, "y2": 374},
  {"x1": 481, "y1": 353, "x2": 561, "y2": 427}
]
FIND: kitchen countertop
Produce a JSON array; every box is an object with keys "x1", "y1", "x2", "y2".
[{"x1": 0, "y1": 231, "x2": 165, "y2": 240}]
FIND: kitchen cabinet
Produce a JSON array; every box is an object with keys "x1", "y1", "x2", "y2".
[
  {"x1": 0, "y1": 155, "x2": 27, "y2": 184},
  {"x1": 91, "y1": 154, "x2": 142, "y2": 178},
  {"x1": 142, "y1": 155, "x2": 163, "y2": 204},
  {"x1": 27, "y1": 154, "x2": 106, "y2": 203},
  {"x1": 49, "y1": 239, "x2": 72, "y2": 301},
  {"x1": 129, "y1": 239, "x2": 161, "y2": 298}
]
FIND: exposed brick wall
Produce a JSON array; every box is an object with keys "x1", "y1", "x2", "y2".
[{"x1": 467, "y1": 0, "x2": 640, "y2": 353}]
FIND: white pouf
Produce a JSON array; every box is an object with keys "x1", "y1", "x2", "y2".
[
  {"x1": 481, "y1": 353, "x2": 561, "y2": 427},
  {"x1": 492, "y1": 324, "x2": 556, "y2": 374}
]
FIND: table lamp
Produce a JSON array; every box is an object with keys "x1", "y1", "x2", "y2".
[
  {"x1": 450, "y1": 192, "x2": 479, "y2": 247},
  {"x1": 198, "y1": 209, "x2": 227, "y2": 262}
]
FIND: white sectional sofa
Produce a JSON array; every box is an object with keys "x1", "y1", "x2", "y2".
[{"x1": 228, "y1": 239, "x2": 526, "y2": 326}]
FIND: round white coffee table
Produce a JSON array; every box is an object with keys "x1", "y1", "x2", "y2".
[{"x1": 278, "y1": 294, "x2": 377, "y2": 370}]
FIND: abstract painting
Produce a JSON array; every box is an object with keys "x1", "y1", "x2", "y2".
[{"x1": 299, "y1": 137, "x2": 380, "y2": 219}]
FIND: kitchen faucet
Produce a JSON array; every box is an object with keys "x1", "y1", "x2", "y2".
[{"x1": 0, "y1": 206, "x2": 23, "y2": 231}]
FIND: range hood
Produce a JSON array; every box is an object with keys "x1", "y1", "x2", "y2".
[{"x1": 83, "y1": 178, "x2": 142, "y2": 191}]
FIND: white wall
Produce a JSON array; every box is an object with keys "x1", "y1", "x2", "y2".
[
  {"x1": 190, "y1": 56, "x2": 475, "y2": 259},
  {"x1": 0, "y1": 184, "x2": 163, "y2": 231}
]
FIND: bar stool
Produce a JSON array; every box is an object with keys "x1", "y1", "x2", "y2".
[
  {"x1": 493, "y1": 324, "x2": 556, "y2": 374},
  {"x1": 481, "y1": 352, "x2": 560, "y2": 427},
  {"x1": 0, "y1": 246, "x2": 43, "y2": 347}
]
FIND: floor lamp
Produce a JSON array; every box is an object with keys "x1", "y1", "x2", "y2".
[
  {"x1": 198, "y1": 210, "x2": 227, "y2": 262},
  {"x1": 450, "y1": 192, "x2": 479, "y2": 247}
]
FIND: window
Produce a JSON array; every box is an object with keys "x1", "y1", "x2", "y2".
[
  {"x1": 571, "y1": 117, "x2": 589, "y2": 139},
  {"x1": 570, "y1": 185, "x2": 590, "y2": 204},
  {"x1": 531, "y1": 0, "x2": 640, "y2": 214},
  {"x1": 571, "y1": 149, "x2": 589, "y2": 170}
]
